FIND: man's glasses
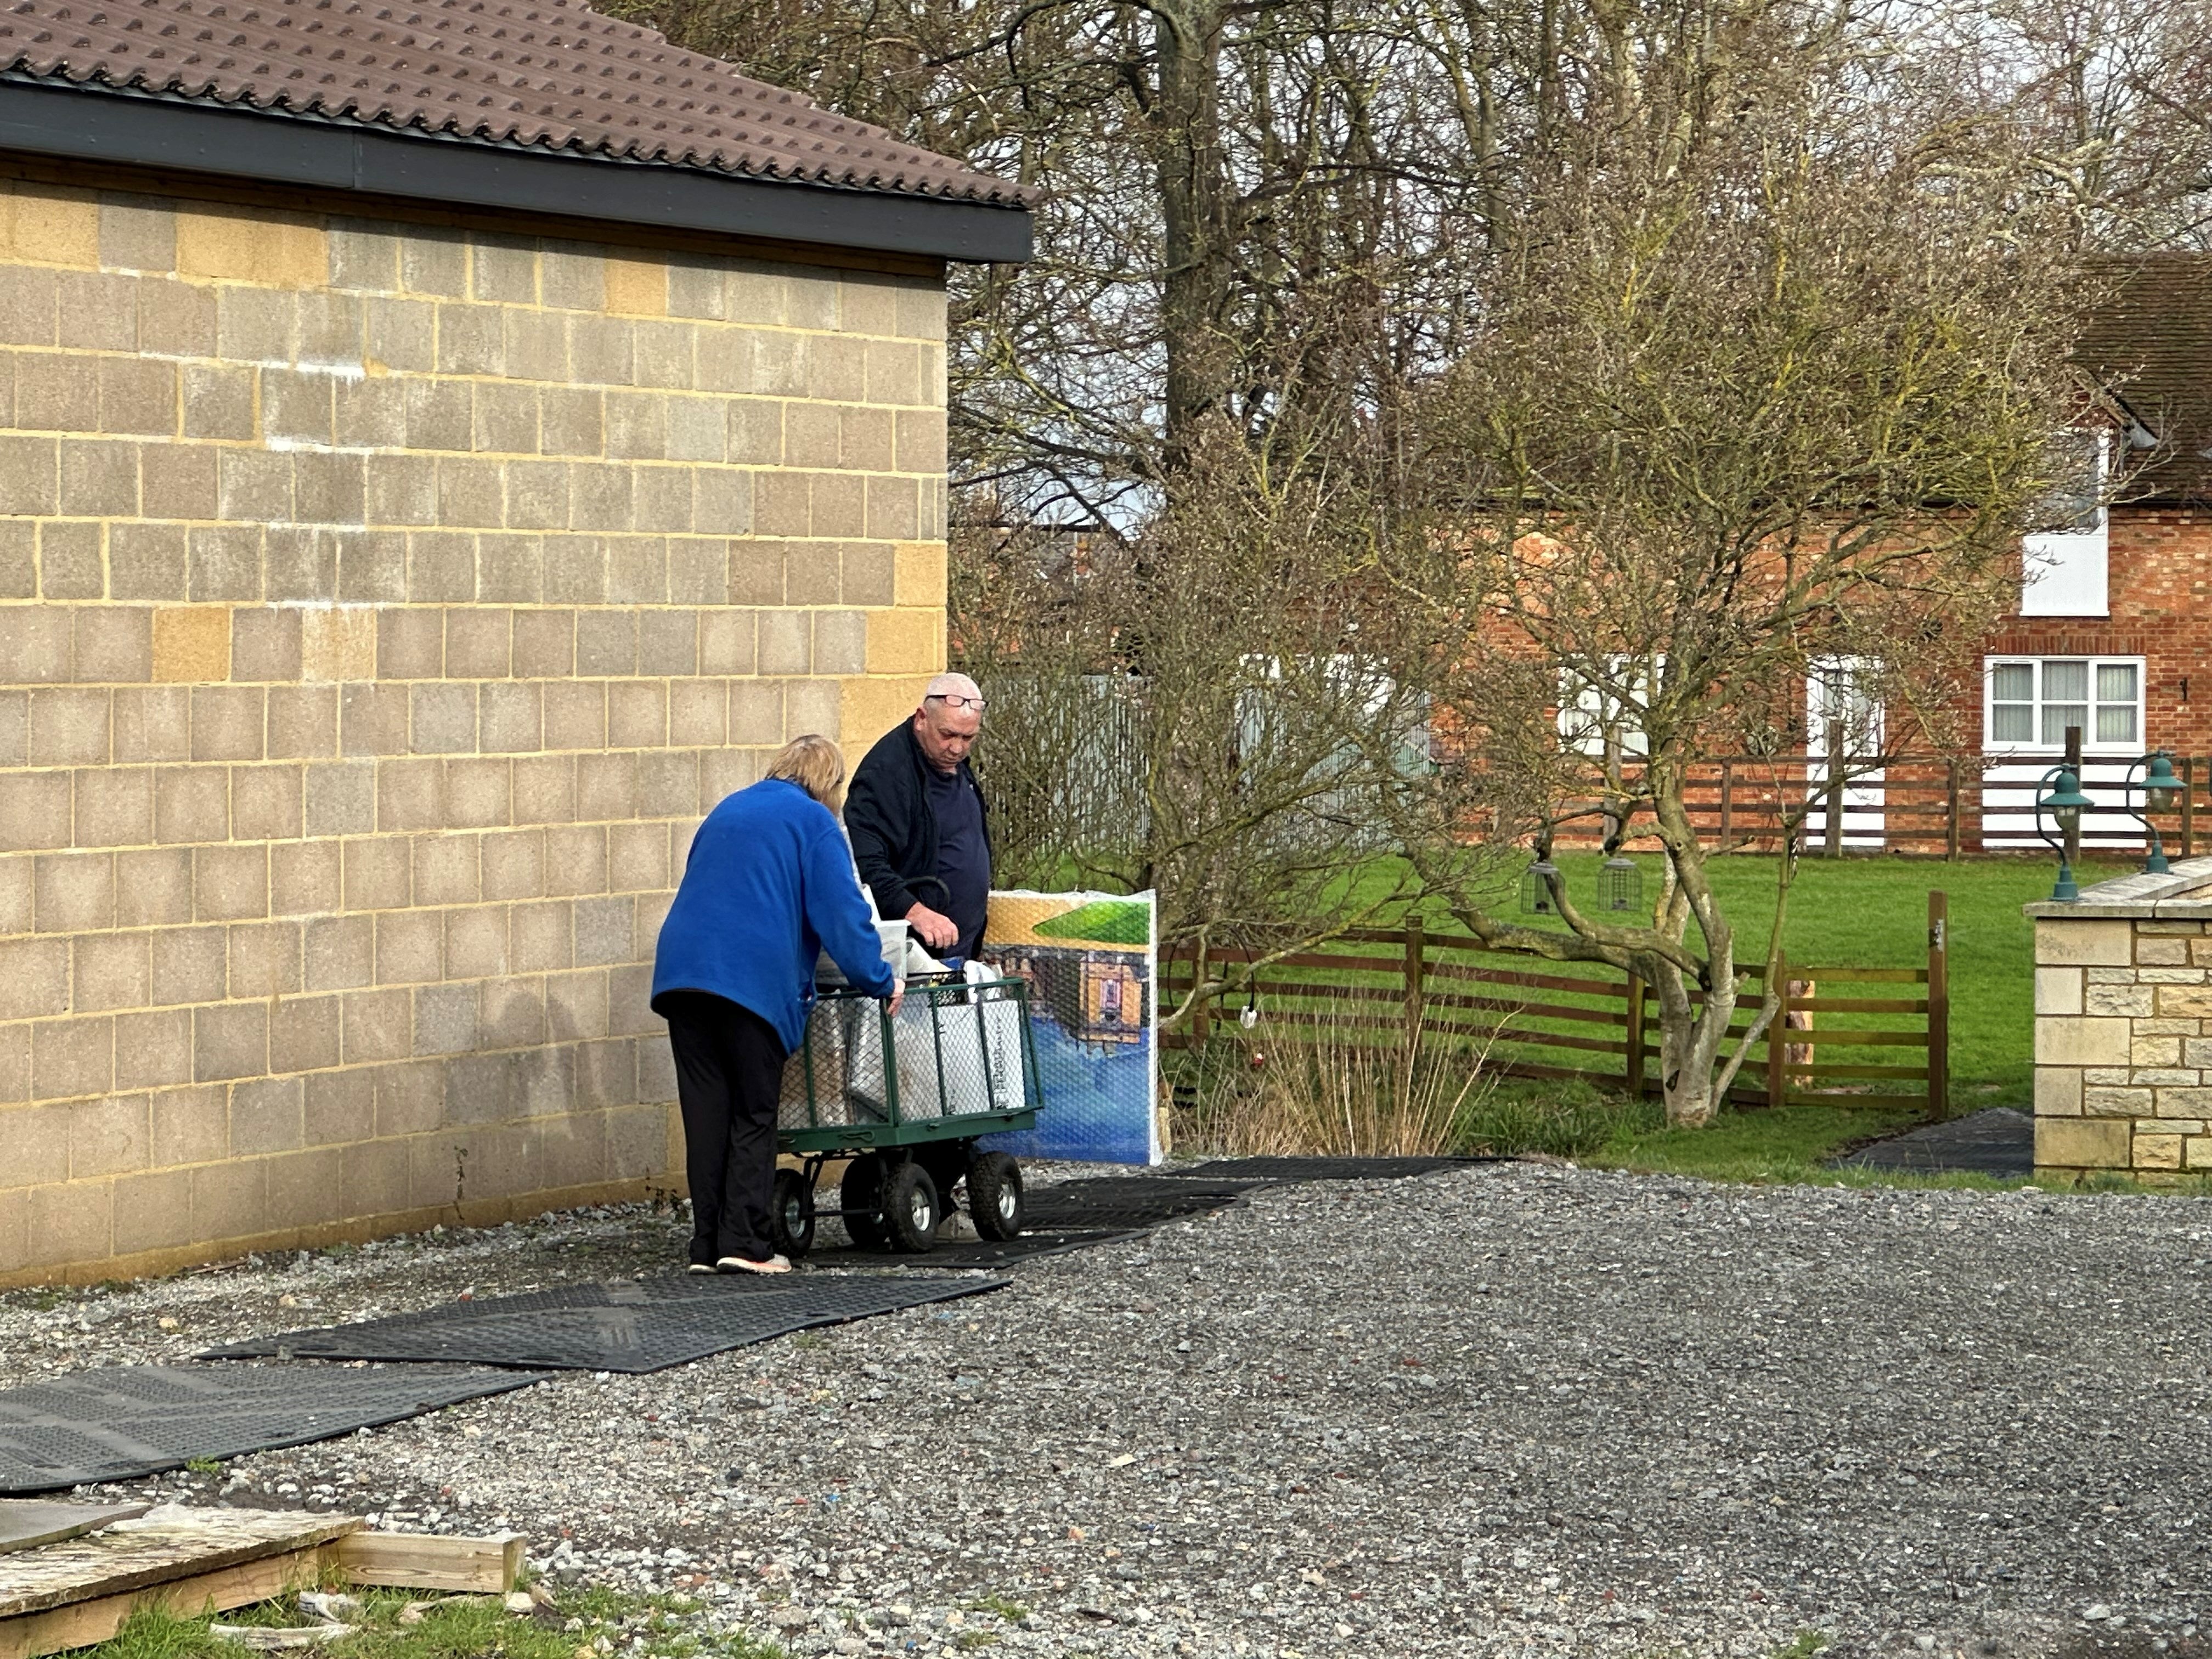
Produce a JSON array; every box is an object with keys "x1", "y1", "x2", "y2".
[{"x1": 927, "y1": 693, "x2": 988, "y2": 712}]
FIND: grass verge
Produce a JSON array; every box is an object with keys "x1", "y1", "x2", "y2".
[{"x1": 82, "y1": 1584, "x2": 783, "y2": 1659}]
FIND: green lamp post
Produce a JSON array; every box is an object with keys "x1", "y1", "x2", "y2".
[
  {"x1": 2036, "y1": 765, "x2": 2095, "y2": 902},
  {"x1": 2128, "y1": 749, "x2": 2183, "y2": 874}
]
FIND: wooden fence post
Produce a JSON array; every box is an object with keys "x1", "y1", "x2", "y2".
[
  {"x1": 1192, "y1": 946, "x2": 1211, "y2": 1046},
  {"x1": 2185, "y1": 755, "x2": 2196, "y2": 860},
  {"x1": 1719, "y1": 760, "x2": 1734, "y2": 845},
  {"x1": 1927, "y1": 890, "x2": 1949, "y2": 1120},
  {"x1": 1766, "y1": 955, "x2": 1790, "y2": 1109},
  {"x1": 2064, "y1": 724, "x2": 2084, "y2": 873},
  {"x1": 1945, "y1": 760, "x2": 1962, "y2": 862},
  {"x1": 1404, "y1": 919, "x2": 1425, "y2": 1049},
  {"x1": 1625, "y1": 973, "x2": 1646, "y2": 1096},
  {"x1": 1823, "y1": 717, "x2": 1846, "y2": 857}
]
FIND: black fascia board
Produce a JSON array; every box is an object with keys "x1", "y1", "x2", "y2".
[{"x1": 0, "y1": 78, "x2": 1033, "y2": 263}]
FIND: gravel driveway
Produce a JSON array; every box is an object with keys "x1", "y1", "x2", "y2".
[{"x1": 5, "y1": 1163, "x2": 2210, "y2": 1659}]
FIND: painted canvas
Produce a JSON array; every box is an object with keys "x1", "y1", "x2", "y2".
[{"x1": 977, "y1": 891, "x2": 1160, "y2": 1165}]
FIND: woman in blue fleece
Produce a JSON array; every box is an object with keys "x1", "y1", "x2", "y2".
[{"x1": 652, "y1": 735, "x2": 901, "y2": 1274}]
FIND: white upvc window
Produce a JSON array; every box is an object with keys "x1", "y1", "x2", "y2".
[
  {"x1": 1559, "y1": 657, "x2": 1658, "y2": 757},
  {"x1": 1807, "y1": 656, "x2": 1884, "y2": 757},
  {"x1": 1984, "y1": 656, "x2": 2143, "y2": 753},
  {"x1": 2019, "y1": 431, "x2": 2109, "y2": 618}
]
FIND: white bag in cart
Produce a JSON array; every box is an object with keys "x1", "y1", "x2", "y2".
[{"x1": 966, "y1": 961, "x2": 1029, "y2": 1116}]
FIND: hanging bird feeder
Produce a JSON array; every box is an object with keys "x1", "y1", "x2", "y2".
[
  {"x1": 1599, "y1": 854, "x2": 1642, "y2": 913},
  {"x1": 1519, "y1": 855, "x2": 1562, "y2": 916}
]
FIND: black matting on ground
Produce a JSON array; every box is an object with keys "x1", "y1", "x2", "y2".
[
  {"x1": 1022, "y1": 1176, "x2": 1267, "y2": 1232},
  {"x1": 0, "y1": 1364, "x2": 545, "y2": 1495},
  {"x1": 809, "y1": 1229, "x2": 1149, "y2": 1270},
  {"x1": 1167, "y1": 1156, "x2": 1473, "y2": 1181},
  {"x1": 1832, "y1": 1107, "x2": 2033, "y2": 1177},
  {"x1": 200, "y1": 1273, "x2": 1009, "y2": 1374}
]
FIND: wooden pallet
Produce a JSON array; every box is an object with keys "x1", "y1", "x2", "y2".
[{"x1": 0, "y1": 1505, "x2": 524, "y2": 1659}]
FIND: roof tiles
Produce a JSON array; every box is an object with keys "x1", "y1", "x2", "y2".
[
  {"x1": 0, "y1": 0, "x2": 1029, "y2": 206},
  {"x1": 2084, "y1": 254, "x2": 2212, "y2": 505}
]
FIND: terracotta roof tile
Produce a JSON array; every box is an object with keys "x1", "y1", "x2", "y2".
[{"x1": 0, "y1": 0, "x2": 1030, "y2": 206}]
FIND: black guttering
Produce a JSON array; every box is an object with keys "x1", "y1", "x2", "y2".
[{"x1": 0, "y1": 77, "x2": 1034, "y2": 264}]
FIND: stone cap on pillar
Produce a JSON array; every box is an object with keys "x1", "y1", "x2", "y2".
[{"x1": 2025, "y1": 857, "x2": 2212, "y2": 921}]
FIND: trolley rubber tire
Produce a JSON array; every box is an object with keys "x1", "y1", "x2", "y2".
[
  {"x1": 882, "y1": 1161, "x2": 941, "y2": 1254},
  {"x1": 967, "y1": 1152, "x2": 1024, "y2": 1241},
  {"x1": 840, "y1": 1155, "x2": 889, "y2": 1251},
  {"x1": 769, "y1": 1167, "x2": 816, "y2": 1259}
]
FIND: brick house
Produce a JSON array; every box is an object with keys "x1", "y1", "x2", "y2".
[
  {"x1": 0, "y1": 0, "x2": 1030, "y2": 1283},
  {"x1": 1562, "y1": 253, "x2": 2212, "y2": 854},
  {"x1": 1967, "y1": 253, "x2": 2212, "y2": 851}
]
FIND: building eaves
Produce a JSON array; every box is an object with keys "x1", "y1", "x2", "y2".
[{"x1": 0, "y1": 0, "x2": 1033, "y2": 262}]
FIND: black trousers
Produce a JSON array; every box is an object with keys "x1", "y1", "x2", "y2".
[{"x1": 661, "y1": 992, "x2": 788, "y2": 1263}]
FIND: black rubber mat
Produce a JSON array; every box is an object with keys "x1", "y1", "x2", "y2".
[
  {"x1": 200, "y1": 1273, "x2": 1008, "y2": 1374},
  {"x1": 1832, "y1": 1107, "x2": 2033, "y2": 1177},
  {"x1": 1022, "y1": 1176, "x2": 1266, "y2": 1231},
  {"x1": 808, "y1": 1229, "x2": 1149, "y2": 1270},
  {"x1": 0, "y1": 1364, "x2": 544, "y2": 1495},
  {"x1": 1167, "y1": 1156, "x2": 1473, "y2": 1181}
]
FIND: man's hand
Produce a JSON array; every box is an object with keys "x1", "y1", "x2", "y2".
[
  {"x1": 887, "y1": 987, "x2": 905, "y2": 1017},
  {"x1": 905, "y1": 901, "x2": 959, "y2": 951}
]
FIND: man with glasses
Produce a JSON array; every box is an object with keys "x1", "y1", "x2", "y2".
[{"x1": 845, "y1": 672, "x2": 994, "y2": 963}]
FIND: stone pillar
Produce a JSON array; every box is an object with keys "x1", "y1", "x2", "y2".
[{"x1": 2028, "y1": 860, "x2": 2212, "y2": 1182}]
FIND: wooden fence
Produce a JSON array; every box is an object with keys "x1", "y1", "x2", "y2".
[
  {"x1": 1160, "y1": 892, "x2": 1950, "y2": 1114},
  {"x1": 1558, "y1": 753, "x2": 2208, "y2": 859}
]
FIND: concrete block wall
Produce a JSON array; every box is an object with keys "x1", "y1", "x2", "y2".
[
  {"x1": 0, "y1": 174, "x2": 950, "y2": 1283},
  {"x1": 2030, "y1": 862, "x2": 2212, "y2": 1180}
]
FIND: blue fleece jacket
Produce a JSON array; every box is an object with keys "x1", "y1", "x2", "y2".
[{"x1": 651, "y1": 779, "x2": 899, "y2": 1053}]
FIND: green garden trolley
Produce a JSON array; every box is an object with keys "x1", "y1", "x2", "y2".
[{"x1": 769, "y1": 974, "x2": 1043, "y2": 1257}]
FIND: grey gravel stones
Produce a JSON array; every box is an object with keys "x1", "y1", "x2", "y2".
[{"x1": 4, "y1": 1164, "x2": 2209, "y2": 1657}]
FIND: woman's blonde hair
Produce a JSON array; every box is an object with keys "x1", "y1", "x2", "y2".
[{"x1": 765, "y1": 733, "x2": 848, "y2": 815}]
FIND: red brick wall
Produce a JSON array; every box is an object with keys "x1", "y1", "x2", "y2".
[{"x1": 1970, "y1": 506, "x2": 2212, "y2": 756}]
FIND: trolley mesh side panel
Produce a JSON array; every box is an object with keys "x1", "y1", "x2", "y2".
[{"x1": 781, "y1": 981, "x2": 1036, "y2": 1130}]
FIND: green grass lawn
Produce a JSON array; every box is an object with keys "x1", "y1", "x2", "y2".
[
  {"x1": 1420, "y1": 849, "x2": 2143, "y2": 1110},
  {"x1": 1177, "y1": 846, "x2": 2159, "y2": 1182}
]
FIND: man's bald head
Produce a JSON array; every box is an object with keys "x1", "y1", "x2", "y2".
[
  {"x1": 925, "y1": 672, "x2": 984, "y2": 706},
  {"x1": 913, "y1": 674, "x2": 983, "y2": 774}
]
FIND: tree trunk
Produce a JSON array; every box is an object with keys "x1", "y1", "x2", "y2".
[{"x1": 1152, "y1": 0, "x2": 1232, "y2": 462}]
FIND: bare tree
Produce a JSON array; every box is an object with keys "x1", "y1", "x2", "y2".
[
  {"x1": 955, "y1": 414, "x2": 1511, "y2": 1027},
  {"x1": 1407, "y1": 0, "x2": 2093, "y2": 1126}
]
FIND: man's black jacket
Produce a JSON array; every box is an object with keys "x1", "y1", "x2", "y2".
[{"x1": 845, "y1": 719, "x2": 992, "y2": 921}]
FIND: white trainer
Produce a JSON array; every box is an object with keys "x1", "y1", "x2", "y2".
[{"x1": 716, "y1": 1254, "x2": 793, "y2": 1275}]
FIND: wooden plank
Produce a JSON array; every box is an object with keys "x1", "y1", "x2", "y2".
[
  {"x1": 1420, "y1": 960, "x2": 1628, "y2": 996},
  {"x1": 0, "y1": 1510, "x2": 364, "y2": 1620},
  {"x1": 0, "y1": 1506, "x2": 151, "y2": 1559},
  {"x1": 1790, "y1": 997, "x2": 1928, "y2": 1014},
  {"x1": 0, "y1": 1545, "x2": 334, "y2": 1659},
  {"x1": 1767, "y1": 1028, "x2": 1926, "y2": 1048},
  {"x1": 1784, "y1": 966, "x2": 1928, "y2": 984},
  {"x1": 1417, "y1": 992, "x2": 1627, "y2": 1026},
  {"x1": 332, "y1": 1532, "x2": 524, "y2": 1594},
  {"x1": 1785, "y1": 1093, "x2": 1932, "y2": 1110},
  {"x1": 1780, "y1": 1062, "x2": 1932, "y2": 1080}
]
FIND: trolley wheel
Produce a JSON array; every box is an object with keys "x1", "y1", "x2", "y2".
[
  {"x1": 882, "y1": 1160, "x2": 941, "y2": 1254},
  {"x1": 967, "y1": 1152, "x2": 1024, "y2": 1241},
  {"x1": 769, "y1": 1167, "x2": 816, "y2": 1259},
  {"x1": 840, "y1": 1155, "x2": 888, "y2": 1251}
]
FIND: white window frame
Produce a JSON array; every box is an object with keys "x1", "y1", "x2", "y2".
[
  {"x1": 2019, "y1": 431, "x2": 2110, "y2": 619},
  {"x1": 1559, "y1": 656, "x2": 1659, "y2": 758},
  {"x1": 1806, "y1": 656, "x2": 1884, "y2": 759},
  {"x1": 1983, "y1": 655, "x2": 2145, "y2": 755}
]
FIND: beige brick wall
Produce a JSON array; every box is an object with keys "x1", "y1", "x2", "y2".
[
  {"x1": 2032, "y1": 883, "x2": 2212, "y2": 1181},
  {"x1": 0, "y1": 177, "x2": 951, "y2": 1283}
]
